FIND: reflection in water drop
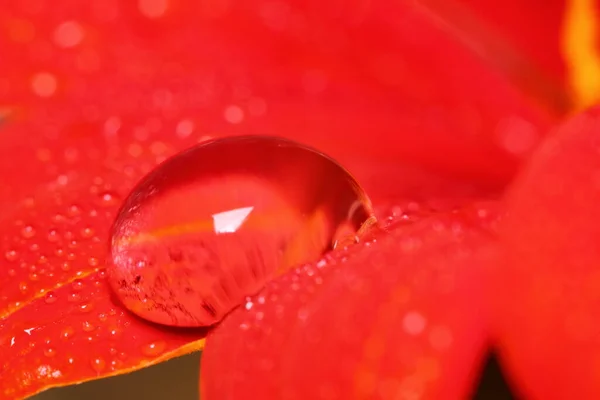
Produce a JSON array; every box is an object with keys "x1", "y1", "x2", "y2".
[{"x1": 107, "y1": 135, "x2": 376, "y2": 327}]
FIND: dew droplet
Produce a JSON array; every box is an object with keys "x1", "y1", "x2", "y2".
[
  {"x1": 68, "y1": 292, "x2": 81, "y2": 303},
  {"x1": 90, "y1": 357, "x2": 105, "y2": 372},
  {"x1": 81, "y1": 227, "x2": 94, "y2": 238},
  {"x1": 71, "y1": 279, "x2": 83, "y2": 291},
  {"x1": 5, "y1": 250, "x2": 18, "y2": 262},
  {"x1": 141, "y1": 340, "x2": 166, "y2": 357},
  {"x1": 43, "y1": 347, "x2": 56, "y2": 358},
  {"x1": 21, "y1": 225, "x2": 36, "y2": 239},
  {"x1": 82, "y1": 321, "x2": 95, "y2": 332},
  {"x1": 107, "y1": 135, "x2": 376, "y2": 327},
  {"x1": 67, "y1": 205, "x2": 81, "y2": 217},
  {"x1": 99, "y1": 191, "x2": 119, "y2": 207},
  {"x1": 53, "y1": 20, "x2": 84, "y2": 48},
  {"x1": 44, "y1": 291, "x2": 57, "y2": 304},
  {"x1": 31, "y1": 72, "x2": 57, "y2": 97},
  {"x1": 79, "y1": 302, "x2": 94, "y2": 313},
  {"x1": 139, "y1": 0, "x2": 169, "y2": 18},
  {"x1": 60, "y1": 327, "x2": 74, "y2": 340}
]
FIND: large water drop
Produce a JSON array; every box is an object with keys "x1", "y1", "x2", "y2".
[{"x1": 107, "y1": 135, "x2": 376, "y2": 327}]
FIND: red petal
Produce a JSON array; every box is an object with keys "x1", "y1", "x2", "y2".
[
  {"x1": 1, "y1": 0, "x2": 552, "y2": 184},
  {"x1": 0, "y1": 0, "x2": 555, "y2": 396},
  {"x1": 448, "y1": 0, "x2": 567, "y2": 84},
  {"x1": 498, "y1": 108, "x2": 600, "y2": 399},
  {"x1": 0, "y1": 271, "x2": 208, "y2": 398},
  {"x1": 201, "y1": 201, "x2": 502, "y2": 399}
]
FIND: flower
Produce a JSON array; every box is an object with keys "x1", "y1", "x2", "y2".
[{"x1": 0, "y1": 0, "x2": 598, "y2": 399}]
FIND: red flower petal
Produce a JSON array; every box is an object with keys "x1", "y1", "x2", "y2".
[
  {"x1": 0, "y1": 0, "x2": 556, "y2": 397},
  {"x1": 1, "y1": 0, "x2": 552, "y2": 183},
  {"x1": 498, "y1": 108, "x2": 600, "y2": 399},
  {"x1": 0, "y1": 272, "x2": 208, "y2": 399},
  {"x1": 201, "y1": 201, "x2": 502, "y2": 399},
  {"x1": 448, "y1": 0, "x2": 568, "y2": 85}
]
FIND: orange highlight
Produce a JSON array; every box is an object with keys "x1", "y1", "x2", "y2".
[{"x1": 562, "y1": 0, "x2": 600, "y2": 109}]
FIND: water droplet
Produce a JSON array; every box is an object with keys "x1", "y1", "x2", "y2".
[
  {"x1": 88, "y1": 257, "x2": 99, "y2": 267},
  {"x1": 18, "y1": 282, "x2": 28, "y2": 294},
  {"x1": 141, "y1": 341, "x2": 166, "y2": 357},
  {"x1": 176, "y1": 119, "x2": 194, "y2": 138},
  {"x1": 403, "y1": 311, "x2": 427, "y2": 336},
  {"x1": 5, "y1": 250, "x2": 18, "y2": 262},
  {"x1": 31, "y1": 72, "x2": 57, "y2": 97},
  {"x1": 67, "y1": 205, "x2": 81, "y2": 217},
  {"x1": 68, "y1": 292, "x2": 81, "y2": 303},
  {"x1": 60, "y1": 327, "x2": 74, "y2": 340},
  {"x1": 72, "y1": 279, "x2": 83, "y2": 291},
  {"x1": 107, "y1": 135, "x2": 376, "y2": 327},
  {"x1": 7, "y1": 269, "x2": 16, "y2": 277},
  {"x1": 90, "y1": 357, "x2": 105, "y2": 372},
  {"x1": 53, "y1": 20, "x2": 84, "y2": 48},
  {"x1": 44, "y1": 291, "x2": 57, "y2": 304},
  {"x1": 21, "y1": 225, "x2": 36, "y2": 239},
  {"x1": 81, "y1": 227, "x2": 94, "y2": 238},
  {"x1": 139, "y1": 0, "x2": 169, "y2": 18},
  {"x1": 43, "y1": 347, "x2": 56, "y2": 357},
  {"x1": 99, "y1": 191, "x2": 119, "y2": 206},
  {"x1": 79, "y1": 302, "x2": 94, "y2": 313},
  {"x1": 223, "y1": 105, "x2": 244, "y2": 124},
  {"x1": 82, "y1": 321, "x2": 95, "y2": 332}
]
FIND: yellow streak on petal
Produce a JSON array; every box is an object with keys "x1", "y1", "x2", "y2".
[{"x1": 562, "y1": 0, "x2": 600, "y2": 109}]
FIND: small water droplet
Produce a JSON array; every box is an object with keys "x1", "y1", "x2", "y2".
[
  {"x1": 141, "y1": 341, "x2": 166, "y2": 357},
  {"x1": 90, "y1": 357, "x2": 105, "y2": 372},
  {"x1": 99, "y1": 191, "x2": 119, "y2": 206},
  {"x1": 88, "y1": 257, "x2": 99, "y2": 267},
  {"x1": 18, "y1": 282, "x2": 28, "y2": 294},
  {"x1": 81, "y1": 227, "x2": 94, "y2": 238},
  {"x1": 72, "y1": 279, "x2": 83, "y2": 291},
  {"x1": 60, "y1": 327, "x2": 74, "y2": 340},
  {"x1": 68, "y1": 292, "x2": 81, "y2": 303},
  {"x1": 79, "y1": 302, "x2": 94, "y2": 313},
  {"x1": 107, "y1": 135, "x2": 376, "y2": 327},
  {"x1": 43, "y1": 347, "x2": 56, "y2": 357},
  {"x1": 44, "y1": 291, "x2": 57, "y2": 304},
  {"x1": 82, "y1": 321, "x2": 95, "y2": 332},
  {"x1": 5, "y1": 250, "x2": 18, "y2": 262},
  {"x1": 53, "y1": 20, "x2": 84, "y2": 48},
  {"x1": 7, "y1": 269, "x2": 16, "y2": 277},
  {"x1": 67, "y1": 205, "x2": 81, "y2": 217},
  {"x1": 31, "y1": 72, "x2": 57, "y2": 98},
  {"x1": 21, "y1": 226, "x2": 36, "y2": 239}
]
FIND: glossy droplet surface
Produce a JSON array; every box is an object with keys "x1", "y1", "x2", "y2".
[{"x1": 107, "y1": 135, "x2": 376, "y2": 327}]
